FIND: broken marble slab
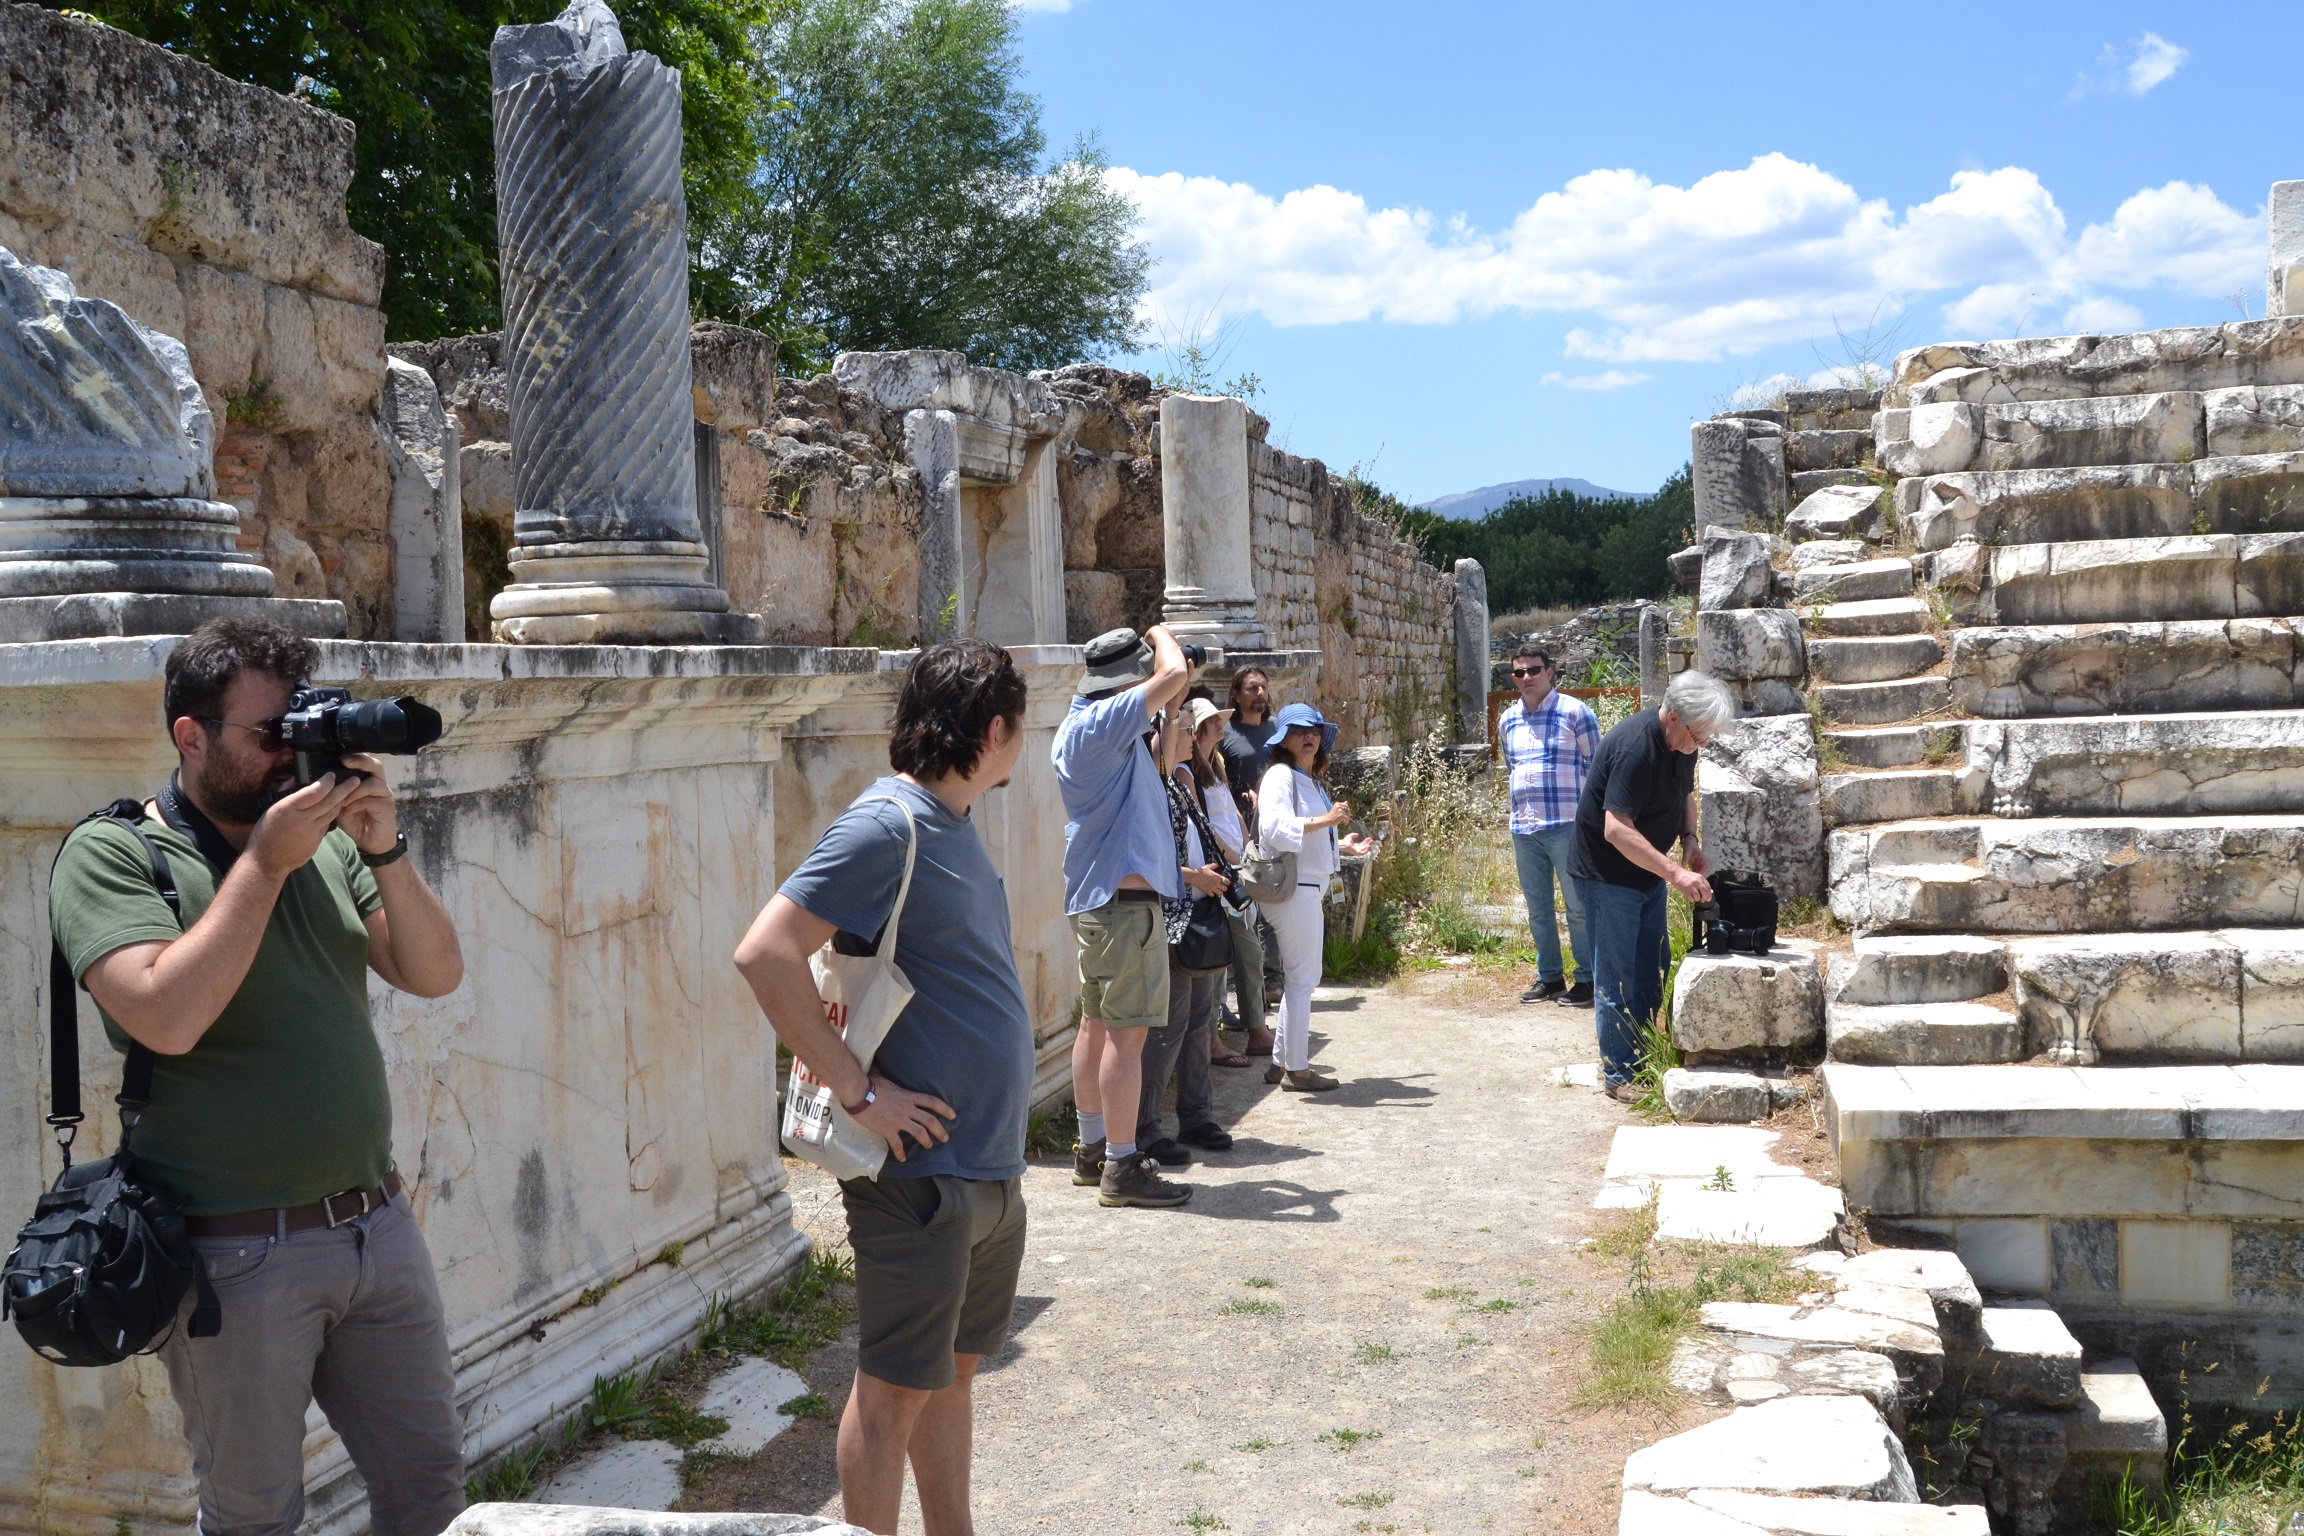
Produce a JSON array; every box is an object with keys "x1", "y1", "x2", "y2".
[{"x1": 1621, "y1": 1393, "x2": 1918, "y2": 1500}]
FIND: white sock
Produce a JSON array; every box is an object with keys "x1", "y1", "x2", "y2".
[
  {"x1": 1106, "y1": 1139, "x2": 1138, "y2": 1161},
  {"x1": 1077, "y1": 1111, "x2": 1106, "y2": 1145}
]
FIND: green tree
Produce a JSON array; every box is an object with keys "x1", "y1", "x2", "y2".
[
  {"x1": 1405, "y1": 469, "x2": 1691, "y2": 613},
  {"x1": 707, "y1": 0, "x2": 1148, "y2": 373},
  {"x1": 59, "y1": 0, "x2": 780, "y2": 341}
]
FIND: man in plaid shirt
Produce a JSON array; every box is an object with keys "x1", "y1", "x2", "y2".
[{"x1": 1498, "y1": 645, "x2": 1600, "y2": 1006}]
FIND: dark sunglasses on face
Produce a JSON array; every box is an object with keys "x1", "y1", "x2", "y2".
[
  {"x1": 200, "y1": 714, "x2": 289, "y2": 750},
  {"x1": 1511, "y1": 665, "x2": 1551, "y2": 679}
]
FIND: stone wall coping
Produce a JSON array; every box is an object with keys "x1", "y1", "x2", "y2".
[
  {"x1": 1824, "y1": 1062, "x2": 2304, "y2": 1142},
  {"x1": 0, "y1": 637, "x2": 1086, "y2": 689}
]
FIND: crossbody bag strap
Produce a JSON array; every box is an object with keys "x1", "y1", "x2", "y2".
[
  {"x1": 858, "y1": 797, "x2": 920, "y2": 961},
  {"x1": 46, "y1": 801, "x2": 177, "y2": 1163}
]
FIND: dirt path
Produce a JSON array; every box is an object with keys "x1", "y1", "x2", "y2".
[{"x1": 688, "y1": 967, "x2": 1684, "y2": 1535}]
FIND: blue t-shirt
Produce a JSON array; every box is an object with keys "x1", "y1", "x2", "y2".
[
  {"x1": 777, "y1": 777, "x2": 1034, "y2": 1181},
  {"x1": 1053, "y1": 687, "x2": 1180, "y2": 914}
]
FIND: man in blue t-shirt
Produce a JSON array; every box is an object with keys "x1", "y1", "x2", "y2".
[
  {"x1": 734, "y1": 639, "x2": 1036, "y2": 1536},
  {"x1": 1052, "y1": 623, "x2": 1200, "y2": 1209}
]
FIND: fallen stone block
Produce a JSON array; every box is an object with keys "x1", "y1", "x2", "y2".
[
  {"x1": 1671, "y1": 543, "x2": 1704, "y2": 593},
  {"x1": 1699, "y1": 607, "x2": 1806, "y2": 680},
  {"x1": 1792, "y1": 468, "x2": 1878, "y2": 500},
  {"x1": 1671, "y1": 941, "x2": 1824, "y2": 1056},
  {"x1": 1621, "y1": 1393, "x2": 1918, "y2": 1500},
  {"x1": 1685, "y1": 1488, "x2": 1990, "y2": 1535},
  {"x1": 1666, "y1": 1067, "x2": 1773, "y2": 1124},
  {"x1": 1702, "y1": 525, "x2": 1777, "y2": 610},
  {"x1": 1598, "y1": 1124, "x2": 1813, "y2": 1197},
  {"x1": 1973, "y1": 1301, "x2": 2084, "y2": 1408},
  {"x1": 1785, "y1": 1351, "x2": 1905, "y2": 1417},
  {"x1": 1701, "y1": 1302, "x2": 1944, "y2": 1400},
  {"x1": 1787, "y1": 484, "x2": 1885, "y2": 542}
]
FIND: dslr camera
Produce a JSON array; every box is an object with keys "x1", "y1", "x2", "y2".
[
  {"x1": 281, "y1": 686, "x2": 445, "y2": 788},
  {"x1": 1180, "y1": 642, "x2": 1225, "y2": 668}
]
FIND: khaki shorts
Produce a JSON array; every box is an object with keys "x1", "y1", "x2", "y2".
[
  {"x1": 1073, "y1": 897, "x2": 1169, "y2": 1031},
  {"x1": 840, "y1": 1174, "x2": 1027, "y2": 1392}
]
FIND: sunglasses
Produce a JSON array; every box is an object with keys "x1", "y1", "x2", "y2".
[
  {"x1": 1510, "y1": 665, "x2": 1551, "y2": 679},
  {"x1": 199, "y1": 714, "x2": 289, "y2": 750}
]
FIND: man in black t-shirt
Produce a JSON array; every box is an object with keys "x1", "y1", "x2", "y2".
[
  {"x1": 1219, "y1": 667, "x2": 1279, "y2": 815},
  {"x1": 1567, "y1": 671, "x2": 1737, "y2": 1100}
]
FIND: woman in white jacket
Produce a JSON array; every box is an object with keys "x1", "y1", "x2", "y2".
[{"x1": 1255, "y1": 703, "x2": 1373, "y2": 1091}]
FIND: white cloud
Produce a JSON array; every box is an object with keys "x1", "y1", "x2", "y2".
[
  {"x1": 1540, "y1": 370, "x2": 1650, "y2": 391},
  {"x1": 1111, "y1": 156, "x2": 2261, "y2": 361},
  {"x1": 2071, "y1": 32, "x2": 2188, "y2": 99},
  {"x1": 1012, "y1": 0, "x2": 1074, "y2": 11}
]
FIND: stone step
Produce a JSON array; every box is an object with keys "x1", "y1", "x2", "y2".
[
  {"x1": 1830, "y1": 813, "x2": 2304, "y2": 934},
  {"x1": 1821, "y1": 767, "x2": 1985, "y2": 827},
  {"x1": 1822, "y1": 723, "x2": 1967, "y2": 770},
  {"x1": 2004, "y1": 928, "x2": 2304, "y2": 1064},
  {"x1": 1962, "y1": 708, "x2": 2304, "y2": 817},
  {"x1": 1973, "y1": 1300, "x2": 2084, "y2": 1408},
  {"x1": 1792, "y1": 558, "x2": 1914, "y2": 605},
  {"x1": 1623, "y1": 1490, "x2": 1991, "y2": 1536},
  {"x1": 1894, "y1": 319, "x2": 2304, "y2": 408},
  {"x1": 1807, "y1": 633, "x2": 1941, "y2": 684},
  {"x1": 1830, "y1": 935, "x2": 2009, "y2": 1005},
  {"x1": 1788, "y1": 483, "x2": 1887, "y2": 542},
  {"x1": 1826, "y1": 1001, "x2": 2025, "y2": 1065},
  {"x1": 1878, "y1": 386, "x2": 2304, "y2": 478},
  {"x1": 1923, "y1": 533, "x2": 2304, "y2": 628},
  {"x1": 1619, "y1": 1394, "x2": 1919, "y2": 1501},
  {"x1": 1788, "y1": 538, "x2": 1871, "y2": 571},
  {"x1": 1825, "y1": 1059, "x2": 2304, "y2": 1407},
  {"x1": 2066, "y1": 1359, "x2": 2168, "y2": 1493},
  {"x1": 1809, "y1": 597, "x2": 1932, "y2": 638},
  {"x1": 1947, "y1": 619, "x2": 2304, "y2": 719},
  {"x1": 1896, "y1": 451, "x2": 2304, "y2": 551},
  {"x1": 1812, "y1": 675, "x2": 1950, "y2": 726},
  {"x1": 1787, "y1": 427, "x2": 1870, "y2": 472},
  {"x1": 1789, "y1": 467, "x2": 1875, "y2": 502}
]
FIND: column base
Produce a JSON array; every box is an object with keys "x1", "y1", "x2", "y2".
[
  {"x1": 0, "y1": 592, "x2": 348, "y2": 643},
  {"x1": 0, "y1": 497, "x2": 274, "y2": 598},
  {"x1": 489, "y1": 539, "x2": 765, "y2": 646},
  {"x1": 1160, "y1": 597, "x2": 1267, "y2": 652}
]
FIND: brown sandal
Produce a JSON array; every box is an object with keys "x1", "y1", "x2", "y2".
[{"x1": 1211, "y1": 1049, "x2": 1254, "y2": 1068}]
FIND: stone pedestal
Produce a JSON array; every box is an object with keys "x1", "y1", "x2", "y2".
[
  {"x1": 1638, "y1": 603, "x2": 1667, "y2": 705},
  {"x1": 1159, "y1": 393, "x2": 1266, "y2": 648},
  {"x1": 1692, "y1": 415, "x2": 1787, "y2": 532},
  {"x1": 485, "y1": 0, "x2": 760, "y2": 645},
  {"x1": 0, "y1": 246, "x2": 348, "y2": 639},
  {"x1": 1451, "y1": 557, "x2": 1489, "y2": 743}
]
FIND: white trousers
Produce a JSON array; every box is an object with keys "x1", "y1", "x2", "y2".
[{"x1": 1264, "y1": 879, "x2": 1328, "y2": 1073}]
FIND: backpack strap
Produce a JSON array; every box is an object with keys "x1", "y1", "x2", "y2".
[{"x1": 47, "y1": 800, "x2": 179, "y2": 1166}]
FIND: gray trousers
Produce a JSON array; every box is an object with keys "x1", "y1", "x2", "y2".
[
  {"x1": 1139, "y1": 958, "x2": 1220, "y2": 1146},
  {"x1": 163, "y1": 1192, "x2": 465, "y2": 1536},
  {"x1": 1225, "y1": 906, "x2": 1267, "y2": 1037}
]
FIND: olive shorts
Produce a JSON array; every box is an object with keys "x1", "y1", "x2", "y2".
[
  {"x1": 840, "y1": 1174, "x2": 1028, "y2": 1392},
  {"x1": 1072, "y1": 897, "x2": 1169, "y2": 1031}
]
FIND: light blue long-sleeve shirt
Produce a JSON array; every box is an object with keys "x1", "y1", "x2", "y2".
[{"x1": 1053, "y1": 686, "x2": 1181, "y2": 915}]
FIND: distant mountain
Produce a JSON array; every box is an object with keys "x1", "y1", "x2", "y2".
[{"x1": 1419, "y1": 477, "x2": 1645, "y2": 520}]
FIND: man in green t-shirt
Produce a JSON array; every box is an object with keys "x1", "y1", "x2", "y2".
[{"x1": 48, "y1": 618, "x2": 466, "y2": 1536}]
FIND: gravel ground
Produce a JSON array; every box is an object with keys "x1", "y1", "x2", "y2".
[{"x1": 683, "y1": 965, "x2": 1691, "y2": 1534}]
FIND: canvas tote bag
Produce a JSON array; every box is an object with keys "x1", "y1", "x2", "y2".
[{"x1": 779, "y1": 796, "x2": 919, "y2": 1182}]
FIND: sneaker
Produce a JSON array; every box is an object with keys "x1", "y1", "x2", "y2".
[
  {"x1": 1521, "y1": 977, "x2": 1567, "y2": 1003},
  {"x1": 1177, "y1": 1122, "x2": 1234, "y2": 1152},
  {"x1": 1144, "y1": 1137, "x2": 1193, "y2": 1168},
  {"x1": 1280, "y1": 1069, "x2": 1341, "y2": 1093},
  {"x1": 1099, "y1": 1151, "x2": 1192, "y2": 1208},
  {"x1": 1072, "y1": 1138, "x2": 1106, "y2": 1187},
  {"x1": 1558, "y1": 981, "x2": 1595, "y2": 1008}
]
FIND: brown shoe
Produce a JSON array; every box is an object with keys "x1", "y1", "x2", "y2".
[
  {"x1": 1072, "y1": 1138, "x2": 1106, "y2": 1186},
  {"x1": 1098, "y1": 1151, "x2": 1192, "y2": 1208},
  {"x1": 1264, "y1": 1064, "x2": 1286, "y2": 1085},
  {"x1": 1280, "y1": 1070, "x2": 1340, "y2": 1093}
]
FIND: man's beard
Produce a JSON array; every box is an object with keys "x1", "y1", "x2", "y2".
[{"x1": 189, "y1": 752, "x2": 293, "y2": 824}]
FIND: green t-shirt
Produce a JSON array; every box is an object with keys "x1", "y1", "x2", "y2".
[{"x1": 47, "y1": 814, "x2": 391, "y2": 1216}]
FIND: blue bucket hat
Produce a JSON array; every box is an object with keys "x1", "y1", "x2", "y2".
[{"x1": 1273, "y1": 701, "x2": 1338, "y2": 753}]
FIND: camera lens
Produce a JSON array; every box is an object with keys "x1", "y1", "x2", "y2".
[{"x1": 335, "y1": 697, "x2": 444, "y2": 754}]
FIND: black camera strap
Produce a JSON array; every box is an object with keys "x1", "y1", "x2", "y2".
[
  {"x1": 47, "y1": 801, "x2": 178, "y2": 1162},
  {"x1": 156, "y1": 775, "x2": 240, "y2": 879}
]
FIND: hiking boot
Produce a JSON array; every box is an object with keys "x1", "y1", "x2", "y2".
[
  {"x1": 1521, "y1": 977, "x2": 1567, "y2": 1003},
  {"x1": 1099, "y1": 1151, "x2": 1192, "y2": 1208},
  {"x1": 1144, "y1": 1137, "x2": 1193, "y2": 1168},
  {"x1": 1558, "y1": 981, "x2": 1594, "y2": 1008},
  {"x1": 1177, "y1": 1122, "x2": 1235, "y2": 1152},
  {"x1": 1072, "y1": 1138, "x2": 1106, "y2": 1187}
]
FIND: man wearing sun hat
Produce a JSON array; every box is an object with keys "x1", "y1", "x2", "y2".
[{"x1": 1052, "y1": 625, "x2": 1202, "y2": 1208}]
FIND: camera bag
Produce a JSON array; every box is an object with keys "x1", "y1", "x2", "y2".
[
  {"x1": 1713, "y1": 869, "x2": 1779, "y2": 951},
  {"x1": 1165, "y1": 774, "x2": 1237, "y2": 976},
  {"x1": 4, "y1": 801, "x2": 218, "y2": 1366}
]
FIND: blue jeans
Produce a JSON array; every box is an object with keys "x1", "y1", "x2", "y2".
[
  {"x1": 1512, "y1": 825, "x2": 1589, "y2": 985},
  {"x1": 1577, "y1": 878, "x2": 1670, "y2": 1087}
]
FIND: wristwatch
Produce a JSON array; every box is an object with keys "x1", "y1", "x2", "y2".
[
  {"x1": 359, "y1": 831, "x2": 408, "y2": 869},
  {"x1": 842, "y1": 1084, "x2": 877, "y2": 1116}
]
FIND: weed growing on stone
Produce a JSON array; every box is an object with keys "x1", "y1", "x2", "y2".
[
  {"x1": 1219, "y1": 1297, "x2": 1282, "y2": 1317},
  {"x1": 1575, "y1": 1203, "x2": 1804, "y2": 1410},
  {"x1": 1703, "y1": 1165, "x2": 1736, "y2": 1192},
  {"x1": 1319, "y1": 1427, "x2": 1384, "y2": 1452},
  {"x1": 2069, "y1": 1365, "x2": 2304, "y2": 1534},
  {"x1": 700, "y1": 1247, "x2": 856, "y2": 1370}
]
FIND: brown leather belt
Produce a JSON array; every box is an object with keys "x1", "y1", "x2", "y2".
[
  {"x1": 1110, "y1": 888, "x2": 1163, "y2": 903},
  {"x1": 185, "y1": 1170, "x2": 404, "y2": 1238}
]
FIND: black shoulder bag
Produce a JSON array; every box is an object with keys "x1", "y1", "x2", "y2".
[
  {"x1": 1166, "y1": 774, "x2": 1240, "y2": 976},
  {"x1": 3, "y1": 800, "x2": 219, "y2": 1366}
]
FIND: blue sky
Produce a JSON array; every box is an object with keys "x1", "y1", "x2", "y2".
[{"x1": 1010, "y1": 1, "x2": 2302, "y2": 503}]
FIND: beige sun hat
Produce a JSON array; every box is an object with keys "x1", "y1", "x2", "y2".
[{"x1": 1183, "y1": 696, "x2": 1234, "y2": 732}]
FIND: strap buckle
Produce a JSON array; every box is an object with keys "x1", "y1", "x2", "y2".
[{"x1": 322, "y1": 1186, "x2": 374, "y2": 1229}]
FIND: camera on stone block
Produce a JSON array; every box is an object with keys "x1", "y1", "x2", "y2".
[{"x1": 282, "y1": 686, "x2": 445, "y2": 788}]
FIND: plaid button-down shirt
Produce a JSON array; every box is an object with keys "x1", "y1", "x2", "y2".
[{"x1": 1499, "y1": 691, "x2": 1600, "y2": 835}]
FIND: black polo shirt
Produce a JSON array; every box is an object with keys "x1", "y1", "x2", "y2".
[{"x1": 1567, "y1": 708, "x2": 1697, "y2": 893}]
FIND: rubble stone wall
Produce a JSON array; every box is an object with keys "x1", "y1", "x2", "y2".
[{"x1": 0, "y1": 2, "x2": 395, "y2": 635}]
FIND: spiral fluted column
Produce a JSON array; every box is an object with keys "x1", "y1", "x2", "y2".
[{"x1": 486, "y1": 0, "x2": 759, "y2": 644}]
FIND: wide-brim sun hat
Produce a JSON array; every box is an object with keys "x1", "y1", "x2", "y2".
[
  {"x1": 1273, "y1": 700, "x2": 1338, "y2": 753},
  {"x1": 1077, "y1": 627, "x2": 1154, "y2": 694},
  {"x1": 1183, "y1": 697, "x2": 1233, "y2": 732}
]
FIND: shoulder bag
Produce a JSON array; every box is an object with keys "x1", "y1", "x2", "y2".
[
  {"x1": 1167, "y1": 776, "x2": 1236, "y2": 975},
  {"x1": 1237, "y1": 768, "x2": 1299, "y2": 905},
  {"x1": 4, "y1": 800, "x2": 220, "y2": 1367},
  {"x1": 780, "y1": 796, "x2": 919, "y2": 1183}
]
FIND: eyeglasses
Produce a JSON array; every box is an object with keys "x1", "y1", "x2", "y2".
[
  {"x1": 198, "y1": 715, "x2": 288, "y2": 750},
  {"x1": 1510, "y1": 666, "x2": 1551, "y2": 679}
]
